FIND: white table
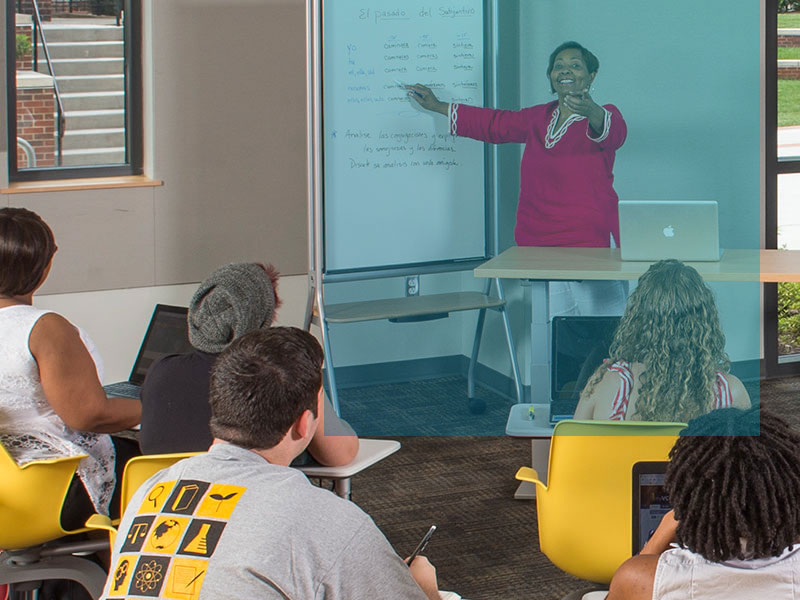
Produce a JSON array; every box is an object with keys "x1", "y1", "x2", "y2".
[
  {"x1": 488, "y1": 249, "x2": 800, "y2": 500},
  {"x1": 298, "y1": 438, "x2": 401, "y2": 499},
  {"x1": 476, "y1": 248, "x2": 796, "y2": 404},
  {"x1": 505, "y1": 403, "x2": 554, "y2": 499}
]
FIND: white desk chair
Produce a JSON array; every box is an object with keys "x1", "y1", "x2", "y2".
[{"x1": 298, "y1": 438, "x2": 400, "y2": 499}]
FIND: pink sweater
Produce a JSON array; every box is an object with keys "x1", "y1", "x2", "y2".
[{"x1": 450, "y1": 100, "x2": 627, "y2": 247}]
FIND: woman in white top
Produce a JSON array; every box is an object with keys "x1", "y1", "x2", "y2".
[
  {"x1": 606, "y1": 408, "x2": 800, "y2": 600},
  {"x1": 0, "y1": 207, "x2": 141, "y2": 529}
]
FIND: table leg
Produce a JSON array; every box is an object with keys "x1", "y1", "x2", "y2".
[
  {"x1": 530, "y1": 280, "x2": 550, "y2": 403},
  {"x1": 514, "y1": 438, "x2": 551, "y2": 500},
  {"x1": 333, "y1": 477, "x2": 351, "y2": 500}
]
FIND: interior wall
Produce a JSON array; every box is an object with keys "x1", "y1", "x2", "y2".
[
  {"x1": 1, "y1": 0, "x2": 309, "y2": 294},
  {"x1": 149, "y1": 0, "x2": 308, "y2": 284}
]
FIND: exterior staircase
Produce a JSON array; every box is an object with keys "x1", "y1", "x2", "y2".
[{"x1": 37, "y1": 21, "x2": 125, "y2": 166}]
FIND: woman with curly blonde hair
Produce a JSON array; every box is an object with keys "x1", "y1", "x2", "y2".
[{"x1": 573, "y1": 259, "x2": 750, "y2": 422}]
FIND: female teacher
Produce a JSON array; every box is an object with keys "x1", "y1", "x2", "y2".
[{"x1": 407, "y1": 40, "x2": 626, "y2": 249}]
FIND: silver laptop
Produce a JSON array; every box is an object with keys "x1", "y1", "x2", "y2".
[{"x1": 618, "y1": 201, "x2": 722, "y2": 262}]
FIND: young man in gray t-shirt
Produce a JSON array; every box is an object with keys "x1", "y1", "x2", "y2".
[{"x1": 101, "y1": 327, "x2": 449, "y2": 600}]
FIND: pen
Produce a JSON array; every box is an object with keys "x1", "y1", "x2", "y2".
[
  {"x1": 394, "y1": 79, "x2": 423, "y2": 98},
  {"x1": 406, "y1": 525, "x2": 436, "y2": 565}
]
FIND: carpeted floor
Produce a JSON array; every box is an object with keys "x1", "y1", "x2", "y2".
[
  {"x1": 338, "y1": 375, "x2": 798, "y2": 600},
  {"x1": 339, "y1": 376, "x2": 514, "y2": 436},
  {"x1": 761, "y1": 375, "x2": 800, "y2": 424}
]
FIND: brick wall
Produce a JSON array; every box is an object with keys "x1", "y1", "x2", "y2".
[
  {"x1": 779, "y1": 65, "x2": 800, "y2": 79},
  {"x1": 15, "y1": 25, "x2": 32, "y2": 71},
  {"x1": 16, "y1": 0, "x2": 53, "y2": 21},
  {"x1": 779, "y1": 34, "x2": 800, "y2": 48},
  {"x1": 16, "y1": 86, "x2": 56, "y2": 168},
  {"x1": 53, "y1": 0, "x2": 92, "y2": 13}
]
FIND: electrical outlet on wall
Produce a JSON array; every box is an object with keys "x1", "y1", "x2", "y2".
[{"x1": 405, "y1": 275, "x2": 420, "y2": 297}]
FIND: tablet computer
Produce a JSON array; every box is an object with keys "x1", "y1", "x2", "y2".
[{"x1": 632, "y1": 461, "x2": 671, "y2": 555}]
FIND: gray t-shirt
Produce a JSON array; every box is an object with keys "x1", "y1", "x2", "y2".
[{"x1": 101, "y1": 444, "x2": 428, "y2": 600}]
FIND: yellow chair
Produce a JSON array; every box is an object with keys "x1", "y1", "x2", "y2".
[
  {"x1": 0, "y1": 443, "x2": 108, "y2": 599},
  {"x1": 87, "y1": 452, "x2": 200, "y2": 546},
  {"x1": 515, "y1": 419, "x2": 686, "y2": 585},
  {"x1": 119, "y1": 452, "x2": 200, "y2": 512}
]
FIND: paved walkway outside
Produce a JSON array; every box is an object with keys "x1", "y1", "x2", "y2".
[{"x1": 778, "y1": 127, "x2": 800, "y2": 250}]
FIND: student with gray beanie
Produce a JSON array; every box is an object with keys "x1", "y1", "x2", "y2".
[
  {"x1": 139, "y1": 263, "x2": 358, "y2": 466},
  {"x1": 188, "y1": 262, "x2": 278, "y2": 353}
]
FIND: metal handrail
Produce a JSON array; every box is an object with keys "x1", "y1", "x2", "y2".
[
  {"x1": 17, "y1": 137, "x2": 37, "y2": 167},
  {"x1": 27, "y1": 0, "x2": 67, "y2": 166}
]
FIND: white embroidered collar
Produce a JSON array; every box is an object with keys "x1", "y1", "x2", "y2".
[{"x1": 545, "y1": 106, "x2": 585, "y2": 149}]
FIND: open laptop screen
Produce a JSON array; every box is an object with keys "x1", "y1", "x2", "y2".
[
  {"x1": 129, "y1": 305, "x2": 192, "y2": 384},
  {"x1": 550, "y1": 316, "x2": 620, "y2": 420}
]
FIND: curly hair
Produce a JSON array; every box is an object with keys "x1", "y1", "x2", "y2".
[
  {"x1": 580, "y1": 259, "x2": 729, "y2": 422},
  {"x1": 666, "y1": 408, "x2": 800, "y2": 561}
]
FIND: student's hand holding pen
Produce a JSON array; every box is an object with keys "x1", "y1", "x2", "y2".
[
  {"x1": 405, "y1": 84, "x2": 449, "y2": 115},
  {"x1": 407, "y1": 555, "x2": 441, "y2": 600}
]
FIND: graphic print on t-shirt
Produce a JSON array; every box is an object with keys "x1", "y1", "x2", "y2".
[
  {"x1": 163, "y1": 480, "x2": 210, "y2": 515},
  {"x1": 104, "y1": 479, "x2": 246, "y2": 599}
]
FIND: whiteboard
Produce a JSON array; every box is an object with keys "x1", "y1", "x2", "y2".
[{"x1": 322, "y1": 0, "x2": 487, "y2": 273}]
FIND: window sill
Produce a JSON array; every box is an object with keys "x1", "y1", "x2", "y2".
[{"x1": 1, "y1": 175, "x2": 163, "y2": 195}]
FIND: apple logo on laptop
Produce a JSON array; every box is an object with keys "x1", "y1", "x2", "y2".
[{"x1": 663, "y1": 225, "x2": 675, "y2": 238}]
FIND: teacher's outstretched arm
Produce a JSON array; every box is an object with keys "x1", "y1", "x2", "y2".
[
  {"x1": 406, "y1": 83, "x2": 530, "y2": 144},
  {"x1": 406, "y1": 84, "x2": 448, "y2": 115}
]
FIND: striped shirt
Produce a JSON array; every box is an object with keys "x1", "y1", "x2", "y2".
[{"x1": 607, "y1": 361, "x2": 732, "y2": 421}]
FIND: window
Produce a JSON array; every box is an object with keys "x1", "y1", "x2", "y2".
[
  {"x1": 767, "y1": 0, "x2": 800, "y2": 376},
  {"x1": 5, "y1": 0, "x2": 142, "y2": 180}
]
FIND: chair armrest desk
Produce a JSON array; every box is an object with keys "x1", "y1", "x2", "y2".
[{"x1": 297, "y1": 438, "x2": 401, "y2": 499}]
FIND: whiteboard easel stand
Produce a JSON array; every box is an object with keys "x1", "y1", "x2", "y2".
[{"x1": 304, "y1": 0, "x2": 522, "y2": 417}]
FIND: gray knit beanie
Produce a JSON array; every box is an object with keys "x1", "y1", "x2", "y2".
[{"x1": 188, "y1": 263, "x2": 277, "y2": 353}]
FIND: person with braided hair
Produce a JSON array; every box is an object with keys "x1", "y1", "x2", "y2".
[
  {"x1": 574, "y1": 259, "x2": 750, "y2": 422},
  {"x1": 606, "y1": 407, "x2": 800, "y2": 600}
]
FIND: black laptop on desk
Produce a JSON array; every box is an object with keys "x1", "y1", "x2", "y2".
[
  {"x1": 103, "y1": 304, "x2": 192, "y2": 399},
  {"x1": 549, "y1": 315, "x2": 621, "y2": 423}
]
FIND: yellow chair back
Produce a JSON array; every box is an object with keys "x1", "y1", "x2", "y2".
[
  {"x1": 0, "y1": 443, "x2": 88, "y2": 548},
  {"x1": 87, "y1": 452, "x2": 201, "y2": 546},
  {"x1": 120, "y1": 452, "x2": 200, "y2": 513},
  {"x1": 516, "y1": 419, "x2": 686, "y2": 584}
]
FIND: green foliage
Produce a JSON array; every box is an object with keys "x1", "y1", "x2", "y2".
[
  {"x1": 780, "y1": 0, "x2": 800, "y2": 13},
  {"x1": 779, "y1": 12, "x2": 800, "y2": 26},
  {"x1": 778, "y1": 80, "x2": 800, "y2": 127},
  {"x1": 15, "y1": 34, "x2": 31, "y2": 59},
  {"x1": 778, "y1": 282, "x2": 800, "y2": 355}
]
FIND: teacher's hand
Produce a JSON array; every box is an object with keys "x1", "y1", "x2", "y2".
[
  {"x1": 563, "y1": 89, "x2": 599, "y2": 118},
  {"x1": 406, "y1": 84, "x2": 448, "y2": 115},
  {"x1": 563, "y1": 89, "x2": 606, "y2": 135}
]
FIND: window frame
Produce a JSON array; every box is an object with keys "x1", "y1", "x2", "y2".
[
  {"x1": 766, "y1": 0, "x2": 800, "y2": 377},
  {"x1": 5, "y1": 0, "x2": 142, "y2": 181}
]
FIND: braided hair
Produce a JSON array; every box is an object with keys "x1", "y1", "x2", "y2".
[{"x1": 666, "y1": 407, "x2": 800, "y2": 561}]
